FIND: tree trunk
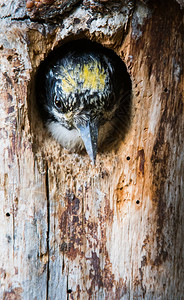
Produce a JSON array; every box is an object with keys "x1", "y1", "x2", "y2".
[{"x1": 0, "y1": 0, "x2": 183, "y2": 299}]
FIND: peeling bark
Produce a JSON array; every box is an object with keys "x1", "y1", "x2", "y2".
[{"x1": 0, "y1": 0, "x2": 183, "y2": 299}]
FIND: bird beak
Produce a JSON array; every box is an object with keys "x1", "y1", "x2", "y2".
[{"x1": 76, "y1": 118, "x2": 98, "y2": 165}]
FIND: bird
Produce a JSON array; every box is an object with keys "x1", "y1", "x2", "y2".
[{"x1": 36, "y1": 41, "x2": 127, "y2": 164}]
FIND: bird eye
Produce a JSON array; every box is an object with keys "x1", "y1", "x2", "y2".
[{"x1": 54, "y1": 98, "x2": 62, "y2": 109}]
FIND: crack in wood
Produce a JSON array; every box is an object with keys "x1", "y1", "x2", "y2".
[{"x1": 45, "y1": 162, "x2": 50, "y2": 300}]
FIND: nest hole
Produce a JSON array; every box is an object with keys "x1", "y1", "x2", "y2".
[{"x1": 32, "y1": 39, "x2": 132, "y2": 159}]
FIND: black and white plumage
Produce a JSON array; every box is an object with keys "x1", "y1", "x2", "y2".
[{"x1": 36, "y1": 41, "x2": 127, "y2": 164}]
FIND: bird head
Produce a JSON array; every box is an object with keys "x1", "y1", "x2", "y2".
[{"x1": 37, "y1": 46, "x2": 124, "y2": 164}]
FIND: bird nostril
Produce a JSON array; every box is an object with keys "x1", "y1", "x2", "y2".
[{"x1": 65, "y1": 112, "x2": 73, "y2": 120}]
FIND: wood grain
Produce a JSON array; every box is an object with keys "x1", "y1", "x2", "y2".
[{"x1": 0, "y1": 0, "x2": 183, "y2": 298}]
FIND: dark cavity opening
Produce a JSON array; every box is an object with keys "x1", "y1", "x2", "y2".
[{"x1": 35, "y1": 39, "x2": 132, "y2": 154}]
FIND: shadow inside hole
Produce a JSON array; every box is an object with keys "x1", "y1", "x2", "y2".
[
  {"x1": 99, "y1": 59, "x2": 132, "y2": 153},
  {"x1": 35, "y1": 39, "x2": 132, "y2": 156}
]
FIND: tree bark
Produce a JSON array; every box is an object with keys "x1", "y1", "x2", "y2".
[{"x1": 0, "y1": 0, "x2": 183, "y2": 299}]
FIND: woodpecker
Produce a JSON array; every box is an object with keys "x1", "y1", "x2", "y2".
[{"x1": 37, "y1": 42, "x2": 125, "y2": 164}]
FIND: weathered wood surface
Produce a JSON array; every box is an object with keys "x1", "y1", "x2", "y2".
[{"x1": 0, "y1": 0, "x2": 183, "y2": 299}]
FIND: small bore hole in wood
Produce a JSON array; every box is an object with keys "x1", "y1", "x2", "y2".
[
  {"x1": 7, "y1": 55, "x2": 13, "y2": 61},
  {"x1": 6, "y1": 212, "x2": 10, "y2": 217},
  {"x1": 67, "y1": 289, "x2": 72, "y2": 294},
  {"x1": 164, "y1": 88, "x2": 168, "y2": 92},
  {"x1": 126, "y1": 156, "x2": 130, "y2": 160},
  {"x1": 136, "y1": 200, "x2": 140, "y2": 205}
]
